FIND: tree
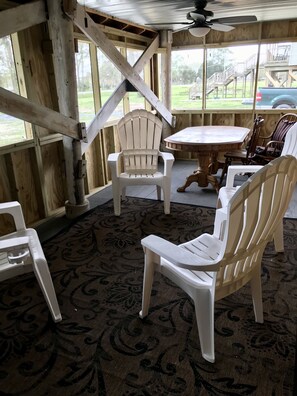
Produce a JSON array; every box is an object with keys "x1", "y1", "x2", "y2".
[
  {"x1": 197, "y1": 48, "x2": 232, "y2": 79},
  {"x1": 172, "y1": 55, "x2": 197, "y2": 84},
  {"x1": 0, "y1": 36, "x2": 19, "y2": 93}
]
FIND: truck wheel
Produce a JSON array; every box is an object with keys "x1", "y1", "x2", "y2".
[{"x1": 274, "y1": 103, "x2": 295, "y2": 109}]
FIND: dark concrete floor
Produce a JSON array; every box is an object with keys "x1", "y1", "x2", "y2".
[{"x1": 36, "y1": 159, "x2": 297, "y2": 242}]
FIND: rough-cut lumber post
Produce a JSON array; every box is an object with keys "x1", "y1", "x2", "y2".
[
  {"x1": 47, "y1": 0, "x2": 89, "y2": 218},
  {"x1": 160, "y1": 30, "x2": 174, "y2": 147}
]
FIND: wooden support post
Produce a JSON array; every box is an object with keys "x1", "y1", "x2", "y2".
[
  {"x1": 47, "y1": 0, "x2": 89, "y2": 218},
  {"x1": 160, "y1": 30, "x2": 174, "y2": 147}
]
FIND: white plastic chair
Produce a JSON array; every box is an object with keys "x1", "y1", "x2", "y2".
[
  {"x1": 108, "y1": 109, "x2": 175, "y2": 216},
  {"x1": 139, "y1": 155, "x2": 297, "y2": 363},
  {"x1": 217, "y1": 122, "x2": 297, "y2": 252},
  {"x1": 0, "y1": 201, "x2": 62, "y2": 322}
]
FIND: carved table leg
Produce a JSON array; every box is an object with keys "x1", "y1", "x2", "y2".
[{"x1": 177, "y1": 152, "x2": 219, "y2": 193}]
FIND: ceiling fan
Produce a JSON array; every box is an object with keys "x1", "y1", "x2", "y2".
[{"x1": 146, "y1": 0, "x2": 257, "y2": 37}]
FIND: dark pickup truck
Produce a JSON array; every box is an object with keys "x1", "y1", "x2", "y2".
[{"x1": 256, "y1": 87, "x2": 297, "y2": 109}]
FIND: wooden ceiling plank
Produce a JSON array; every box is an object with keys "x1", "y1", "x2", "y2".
[
  {"x1": 0, "y1": 0, "x2": 47, "y2": 39},
  {"x1": 65, "y1": 3, "x2": 174, "y2": 127}
]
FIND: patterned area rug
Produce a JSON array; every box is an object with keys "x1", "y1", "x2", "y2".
[{"x1": 0, "y1": 198, "x2": 296, "y2": 395}]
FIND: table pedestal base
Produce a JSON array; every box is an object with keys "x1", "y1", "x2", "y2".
[
  {"x1": 177, "y1": 153, "x2": 220, "y2": 193},
  {"x1": 177, "y1": 171, "x2": 219, "y2": 192}
]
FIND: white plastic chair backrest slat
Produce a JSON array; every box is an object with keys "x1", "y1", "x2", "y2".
[
  {"x1": 250, "y1": 168, "x2": 279, "y2": 246},
  {"x1": 281, "y1": 122, "x2": 297, "y2": 157},
  {"x1": 259, "y1": 159, "x2": 296, "y2": 242},
  {"x1": 235, "y1": 179, "x2": 262, "y2": 254},
  {"x1": 268, "y1": 159, "x2": 296, "y2": 231},
  {"x1": 132, "y1": 114, "x2": 141, "y2": 169}
]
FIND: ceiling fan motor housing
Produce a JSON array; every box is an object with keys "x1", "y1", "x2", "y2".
[{"x1": 192, "y1": 0, "x2": 214, "y2": 19}]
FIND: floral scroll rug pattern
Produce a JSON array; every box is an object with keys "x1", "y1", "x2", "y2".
[{"x1": 0, "y1": 198, "x2": 296, "y2": 395}]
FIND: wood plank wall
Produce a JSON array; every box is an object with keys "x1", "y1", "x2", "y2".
[{"x1": 0, "y1": 14, "x2": 297, "y2": 235}]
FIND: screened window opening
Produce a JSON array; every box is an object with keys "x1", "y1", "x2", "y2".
[
  {"x1": 0, "y1": 36, "x2": 27, "y2": 147},
  {"x1": 171, "y1": 49, "x2": 204, "y2": 110}
]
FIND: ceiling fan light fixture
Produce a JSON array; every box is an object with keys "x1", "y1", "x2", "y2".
[{"x1": 189, "y1": 26, "x2": 210, "y2": 37}]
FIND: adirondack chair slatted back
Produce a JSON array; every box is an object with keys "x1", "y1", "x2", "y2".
[
  {"x1": 216, "y1": 155, "x2": 297, "y2": 297},
  {"x1": 117, "y1": 110, "x2": 162, "y2": 175}
]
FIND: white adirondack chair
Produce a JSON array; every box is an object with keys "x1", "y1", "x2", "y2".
[
  {"x1": 217, "y1": 122, "x2": 297, "y2": 252},
  {"x1": 0, "y1": 201, "x2": 62, "y2": 322},
  {"x1": 139, "y1": 155, "x2": 297, "y2": 363},
  {"x1": 108, "y1": 109, "x2": 175, "y2": 216}
]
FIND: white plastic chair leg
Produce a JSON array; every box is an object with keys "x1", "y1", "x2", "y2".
[
  {"x1": 193, "y1": 289, "x2": 215, "y2": 363},
  {"x1": 162, "y1": 181, "x2": 171, "y2": 215},
  {"x1": 33, "y1": 258, "x2": 62, "y2": 323},
  {"x1": 112, "y1": 181, "x2": 121, "y2": 216},
  {"x1": 273, "y1": 221, "x2": 284, "y2": 252},
  {"x1": 139, "y1": 249, "x2": 156, "y2": 319},
  {"x1": 156, "y1": 185, "x2": 162, "y2": 201},
  {"x1": 250, "y1": 268, "x2": 263, "y2": 323}
]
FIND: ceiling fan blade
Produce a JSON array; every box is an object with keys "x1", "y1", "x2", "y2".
[
  {"x1": 211, "y1": 23, "x2": 235, "y2": 32},
  {"x1": 174, "y1": 26, "x2": 194, "y2": 33},
  {"x1": 210, "y1": 16, "x2": 257, "y2": 25}
]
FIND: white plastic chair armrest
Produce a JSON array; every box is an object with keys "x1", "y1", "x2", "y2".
[
  {"x1": 159, "y1": 152, "x2": 174, "y2": 161},
  {"x1": 141, "y1": 235, "x2": 219, "y2": 271},
  {"x1": 0, "y1": 236, "x2": 30, "y2": 252},
  {"x1": 107, "y1": 152, "x2": 122, "y2": 164},
  {"x1": 107, "y1": 152, "x2": 122, "y2": 178},
  {"x1": 225, "y1": 165, "x2": 263, "y2": 187},
  {"x1": 159, "y1": 151, "x2": 175, "y2": 175},
  {"x1": 0, "y1": 201, "x2": 26, "y2": 230}
]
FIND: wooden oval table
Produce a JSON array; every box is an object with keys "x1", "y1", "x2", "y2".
[{"x1": 164, "y1": 125, "x2": 250, "y2": 192}]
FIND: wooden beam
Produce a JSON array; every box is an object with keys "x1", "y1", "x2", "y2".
[
  {"x1": 0, "y1": 87, "x2": 80, "y2": 139},
  {"x1": 48, "y1": 0, "x2": 87, "y2": 211},
  {"x1": 81, "y1": 35, "x2": 160, "y2": 154},
  {"x1": 0, "y1": 1, "x2": 47, "y2": 39},
  {"x1": 65, "y1": 3, "x2": 174, "y2": 127}
]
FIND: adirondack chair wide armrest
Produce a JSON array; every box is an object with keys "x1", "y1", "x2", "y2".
[
  {"x1": 225, "y1": 165, "x2": 263, "y2": 187},
  {"x1": 107, "y1": 152, "x2": 122, "y2": 163},
  {"x1": 0, "y1": 201, "x2": 26, "y2": 230},
  {"x1": 0, "y1": 236, "x2": 30, "y2": 252},
  {"x1": 107, "y1": 152, "x2": 122, "y2": 177},
  {"x1": 159, "y1": 151, "x2": 175, "y2": 175},
  {"x1": 141, "y1": 235, "x2": 219, "y2": 271}
]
